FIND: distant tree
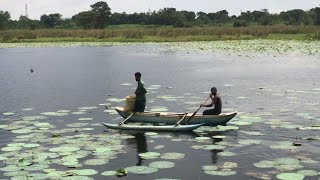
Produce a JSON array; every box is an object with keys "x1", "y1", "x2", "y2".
[
  {"x1": 72, "y1": 11, "x2": 97, "y2": 29},
  {"x1": 216, "y1": 10, "x2": 230, "y2": 23},
  {"x1": 0, "y1": 10, "x2": 10, "y2": 30},
  {"x1": 310, "y1": 7, "x2": 320, "y2": 25},
  {"x1": 196, "y1": 12, "x2": 210, "y2": 24},
  {"x1": 40, "y1": 13, "x2": 62, "y2": 28},
  {"x1": 180, "y1": 11, "x2": 196, "y2": 22},
  {"x1": 90, "y1": 1, "x2": 111, "y2": 28},
  {"x1": 286, "y1": 9, "x2": 305, "y2": 25}
]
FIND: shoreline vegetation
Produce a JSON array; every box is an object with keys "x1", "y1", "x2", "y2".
[{"x1": 1, "y1": 25, "x2": 320, "y2": 43}]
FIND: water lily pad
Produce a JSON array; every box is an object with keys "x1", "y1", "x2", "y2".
[
  {"x1": 138, "y1": 152, "x2": 161, "y2": 159},
  {"x1": 78, "y1": 106, "x2": 98, "y2": 110},
  {"x1": 150, "y1": 106, "x2": 169, "y2": 112},
  {"x1": 0, "y1": 165, "x2": 22, "y2": 172},
  {"x1": 72, "y1": 112, "x2": 87, "y2": 115},
  {"x1": 253, "y1": 160, "x2": 276, "y2": 168},
  {"x1": 238, "y1": 139, "x2": 262, "y2": 145},
  {"x1": 217, "y1": 125, "x2": 239, "y2": 131},
  {"x1": 3, "y1": 170, "x2": 29, "y2": 177},
  {"x1": 149, "y1": 161, "x2": 175, "y2": 169},
  {"x1": 212, "y1": 135, "x2": 226, "y2": 139},
  {"x1": 3, "y1": 112, "x2": 15, "y2": 115},
  {"x1": 145, "y1": 132, "x2": 158, "y2": 136},
  {"x1": 296, "y1": 170, "x2": 318, "y2": 176},
  {"x1": 67, "y1": 169, "x2": 98, "y2": 176},
  {"x1": 106, "y1": 98, "x2": 125, "y2": 103},
  {"x1": 217, "y1": 151, "x2": 237, "y2": 156},
  {"x1": 276, "y1": 173, "x2": 304, "y2": 180},
  {"x1": 22, "y1": 108, "x2": 34, "y2": 111},
  {"x1": 61, "y1": 176, "x2": 93, "y2": 180},
  {"x1": 154, "y1": 145, "x2": 165, "y2": 149},
  {"x1": 202, "y1": 165, "x2": 218, "y2": 171},
  {"x1": 229, "y1": 121, "x2": 252, "y2": 126},
  {"x1": 1, "y1": 146, "x2": 22, "y2": 151},
  {"x1": 22, "y1": 116, "x2": 47, "y2": 121},
  {"x1": 204, "y1": 169, "x2": 237, "y2": 176},
  {"x1": 101, "y1": 171, "x2": 117, "y2": 176},
  {"x1": 160, "y1": 153, "x2": 185, "y2": 160},
  {"x1": 126, "y1": 166, "x2": 158, "y2": 174},
  {"x1": 41, "y1": 112, "x2": 68, "y2": 116},
  {"x1": 24, "y1": 164, "x2": 49, "y2": 171},
  {"x1": 49, "y1": 147, "x2": 80, "y2": 152},
  {"x1": 78, "y1": 118, "x2": 93, "y2": 121}
]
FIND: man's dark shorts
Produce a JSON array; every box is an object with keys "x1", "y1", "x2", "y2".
[
  {"x1": 134, "y1": 100, "x2": 146, "y2": 112},
  {"x1": 203, "y1": 108, "x2": 221, "y2": 115}
]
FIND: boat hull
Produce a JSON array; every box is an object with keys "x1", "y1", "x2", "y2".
[
  {"x1": 101, "y1": 123, "x2": 204, "y2": 132},
  {"x1": 115, "y1": 107, "x2": 237, "y2": 126}
]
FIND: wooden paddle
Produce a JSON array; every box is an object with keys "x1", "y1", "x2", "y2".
[
  {"x1": 119, "y1": 113, "x2": 134, "y2": 125},
  {"x1": 186, "y1": 96, "x2": 211, "y2": 124},
  {"x1": 174, "y1": 113, "x2": 188, "y2": 126}
]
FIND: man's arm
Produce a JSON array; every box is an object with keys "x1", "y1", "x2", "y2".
[{"x1": 200, "y1": 96, "x2": 217, "y2": 107}]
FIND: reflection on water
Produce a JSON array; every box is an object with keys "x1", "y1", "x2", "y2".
[{"x1": 126, "y1": 133, "x2": 148, "y2": 166}]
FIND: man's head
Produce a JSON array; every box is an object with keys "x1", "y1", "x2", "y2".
[
  {"x1": 211, "y1": 87, "x2": 217, "y2": 95},
  {"x1": 135, "y1": 72, "x2": 142, "y2": 81}
]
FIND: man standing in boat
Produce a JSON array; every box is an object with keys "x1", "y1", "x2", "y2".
[
  {"x1": 200, "y1": 87, "x2": 222, "y2": 115},
  {"x1": 134, "y1": 72, "x2": 147, "y2": 112}
]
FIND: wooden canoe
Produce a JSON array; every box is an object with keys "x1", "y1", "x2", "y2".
[
  {"x1": 115, "y1": 107, "x2": 237, "y2": 126},
  {"x1": 101, "y1": 122, "x2": 204, "y2": 132}
]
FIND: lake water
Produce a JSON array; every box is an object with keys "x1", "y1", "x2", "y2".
[{"x1": 0, "y1": 44, "x2": 320, "y2": 179}]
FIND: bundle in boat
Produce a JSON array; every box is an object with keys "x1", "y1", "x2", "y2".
[{"x1": 124, "y1": 95, "x2": 135, "y2": 112}]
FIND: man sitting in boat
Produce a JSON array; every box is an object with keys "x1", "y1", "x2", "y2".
[
  {"x1": 134, "y1": 72, "x2": 147, "y2": 112},
  {"x1": 200, "y1": 87, "x2": 222, "y2": 115}
]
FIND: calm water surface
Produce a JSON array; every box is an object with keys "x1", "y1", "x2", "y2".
[{"x1": 0, "y1": 45, "x2": 320, "y2": 179}]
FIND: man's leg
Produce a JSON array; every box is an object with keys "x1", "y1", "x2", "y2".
[{"x1": 134, "y1": 100, "x2": 146, "y2": 112}]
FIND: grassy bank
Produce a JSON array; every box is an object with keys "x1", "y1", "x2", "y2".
[{"x1": 1, "y1": 25, "x2": 320, "y2": 43}]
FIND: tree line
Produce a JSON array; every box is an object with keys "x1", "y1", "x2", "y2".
[{"x1": 1, "y1": 1, "x2": 320, "y2": 30}]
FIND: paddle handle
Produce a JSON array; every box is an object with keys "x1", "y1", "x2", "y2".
[
  {"x1": 119, "y1": 113, "x2": 134, "y2": 125},
  {"x1": 186, "y1": 96, "x2": 211, "y2": 124}
]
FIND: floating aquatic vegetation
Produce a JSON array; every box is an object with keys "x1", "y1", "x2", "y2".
[
  {"x1": 121, "y1": 83, "x2": 132, "y2": 86},
  {"x1": 49, "y1": 147, "x2": 80, "y2": 152},
  {"x1": 78, "y1": 118, "x2": 93, "y2": 121},
  {"x1": 254, "y1": 157, "x2": 303, "y2": 171},
  {"x1": 212, "y1": 135, "x2": 226, "y2": 139},
  {"x1": 125, "y1": 166, "x2": 158, "y2": 174},
  {"x1": 154, "y1": 145, "x2": 165, "y2": 149},
  {"x1": 3, "y1": 112, "x2": 15, "y2": 115},
  {"x1": 296, "y1": 170, "x2": 318, "y2": 176},
  {"x1": 195, "y1": 137, "x2": 211, "y2": 142},
  {"x1": 240, "y1": 130, "x2": 264, "y2": 136},
  {"x1": 103, "y1": 109, "x2": 117, "y2": 114},
  {"x1": 138, "y1": 152, "x2": 161, "y2": 159},
  {"x1": 217, "y1": 125, "x2": 239, "y2": 131},
  {"x1": 101, "y1": 171, "x2": 117, "y2": 176},
  {"x1": 78, "y1": 107, "x2": 98, "y2": 110},
  {"x1": 66, "y1": 123, "x2": 89, "y2": 127},
  {"x1": 41, "y1": 112, "x2": 68, "y2": 116},
  {"x1": 270, "y1": 141, "x2": 299, "y2": 150},
  {"x1": 276, "y1": 173, "x2": 304, "y2": 180},
  {"x1": 160, "y1": 153, "x2": 185, "y2": 160},
  {"x1": 22, "y1": 108, "x2": 34, "y2": 111},
  {"x1": 22, "y1": 116, "x2": 47, "y2": 121},
  {"x1": 217, "y1": 151, "x2": 237, "y2": 157},
  {"x1": 146, "y1": 85, "x2": 161, "y2": 90},
  {"x1": 149, "y1": 161, "x2": 175, "y2": 169},
  {"x1": 245, "y1": 171, "x2": 271, "y2": 180},
  {"x1": 72, "y1": 112, "x2": 87, "y2": 115},
  {"x1": 202, "y1": 165, "x2": 218, "y2": 171},
  {"x1": 145, "y1": 132, "x2": 158, "y2": 136},
  {"x1": 67, "y1": 169, "x2": 98, "y2": 176},
  {"x1": 238, "y1": 139, "x2": 262, "y2": 145},
  {"x1": 228, "y1": 121, "x2": 252, "y2": 126}
]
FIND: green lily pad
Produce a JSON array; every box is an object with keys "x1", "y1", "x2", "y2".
[
  {"x1": 217, "y1": 125, "x2": 239, "y2": 131},
  {"x1": 3, "y1": 112, "x2": 15, "y2": 116},
  {"x1": 149, "y1": 161, "x2": 175, "y2": 169},
  {"x1": 160, "y1": 153, "x2": 185, "y2": 160},
  {"x1": 67, "y1": 169, "x2": 98, "y2": 176},
  {"x1": 238, "y1": 139, "x2": 262, "y2": 145},
  {"x1": 276, "y1": 173, "x2": 304, "y2": 180},
  {"x1": 3, "y1": 170, "x2": 29, "y2": 177},
  {"x1": 202, "y1": 165, "x2": 218, "y2": 171},
  {"x1": 138, "y1": 152, "x2": 161, "y2": 159},
  {"x1": 150, "y1": 106, "x2": 169, "y2": 112},
  {"x1": 204, "y1": 169, "x2": 237, "y2": 176},
  {"x1": 217, "y1": 151, "x2": 237, "y2": 157},
  {"x1": 297, "y1": 170, "x2": 318, "y2": 176},
  {"x1": 61, "y1": 176, "x2": 93, "y2": 180},
  {"x1": 1, "y1": 146, "x2": 22, "y2": 151},
  {"x1": 0, "y1": 165, "x2": 22, "y2": 172},
  {"x1": 125, "y1": 166, "x2": 158, "y2": 174},
  {"x1": 23, "y1": 144, "x2": 40, "y2": 148},
  {"x1": 24, "y1": 164, "x2": 49, "y2": 171},
  {"x1": 101, "y1": 171, "x2": 117, "y2": 176},
  {"x1": 78, "y1": 118, "x2": 93, "y2": 121},
  {"x1": 49, "y1": 147, "x2": 80, "y2": 152},
  {"x1": 253, "y1": 160, "x2": 276, "y2": 168}
]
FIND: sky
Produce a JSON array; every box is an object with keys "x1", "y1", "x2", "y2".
[{"x1": 1, "y1": 0, "x2": 319, "y2": 20}]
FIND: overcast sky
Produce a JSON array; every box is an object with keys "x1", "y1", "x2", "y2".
[{"x1": 1, "y1": 0, "x2": 319, "y2": 20}]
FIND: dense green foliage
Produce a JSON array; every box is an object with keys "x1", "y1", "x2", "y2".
[{"x1": 1, "y1": 2, "x2": 320, "y2": 30}]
